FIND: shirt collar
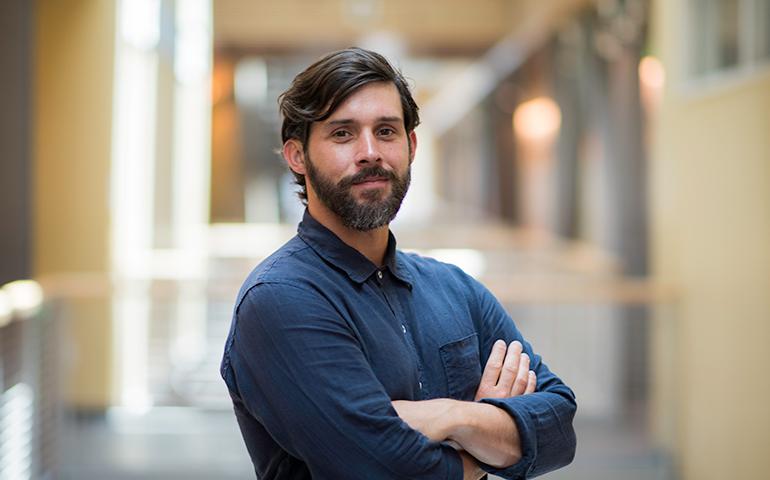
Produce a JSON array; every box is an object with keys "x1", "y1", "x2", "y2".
[{"x1": 297, "y1": 209, "x2": 413, "y2": 288}]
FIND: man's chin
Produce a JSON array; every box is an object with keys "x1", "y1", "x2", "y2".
[{"x1": 354, "y1": 187, "x2": 391, "y2": 203}]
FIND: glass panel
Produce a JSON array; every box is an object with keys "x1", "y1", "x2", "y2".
[
  {"x1": 754, "y1": 0, "x2": 770, "y2": 61},
  {"x1": 691, "y1": 0, "x2": 741, "y2": 75}
]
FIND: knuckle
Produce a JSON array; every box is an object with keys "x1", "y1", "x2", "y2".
[
  {"x1": 502, "y1": 364, "x2": 518, "y2": 376},
  {"x1": 486, "y1": 360, "x2": 503, "y2": 371}
]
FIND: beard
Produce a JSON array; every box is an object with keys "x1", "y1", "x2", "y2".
[{"x1": 304, "y1": 154, "x2": 411, "y2": 231}]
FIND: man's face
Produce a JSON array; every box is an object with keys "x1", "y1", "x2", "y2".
[{"x1": 301, "y1": 82, "x2": 415, "y2": 231}]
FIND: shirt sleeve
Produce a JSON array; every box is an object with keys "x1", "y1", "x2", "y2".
[
  {"x1": 467, "y1": 274, "x2": 577, "y2": 479},
  {"x1": 220, "y1": 281, "x2": 464, "y2": 480}
]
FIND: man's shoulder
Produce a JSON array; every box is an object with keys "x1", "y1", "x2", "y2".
[
  {"x1": 396, "y1": 249, "x2": 475, "y2": 281},
  {"x1": 235, "y1": 235, "x2": 319, "y2": 304}
]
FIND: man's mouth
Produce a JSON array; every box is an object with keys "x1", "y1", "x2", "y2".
[{"x1": 353, "y1": 176, "x2": 389, "y2": 186}]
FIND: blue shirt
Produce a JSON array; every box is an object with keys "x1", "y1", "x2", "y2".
[{"x1": 221, "y1": 211, "x2": 576, "y2": 479}]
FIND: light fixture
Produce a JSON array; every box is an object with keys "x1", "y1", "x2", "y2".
[
  {"x1": 513, "y1": 96, "x2": 562, "y2": 142},
  {"x1": 639, "y1": 55, "x2": 665, "y2": 91},
  {"x1": 1, "y1": 280, "x2": 43, "y2": 320}
]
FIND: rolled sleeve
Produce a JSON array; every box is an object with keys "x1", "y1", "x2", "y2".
[
  {"x1": 465, "y1": 273, "x2": 577, "y2": 478},
  {"x1": 480, "y1": 391, "x2": 577, "y2": 478}
]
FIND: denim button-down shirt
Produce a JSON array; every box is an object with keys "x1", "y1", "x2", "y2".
[{"x1": 221, "y1": 211, "x2": 576, "y2": 479}]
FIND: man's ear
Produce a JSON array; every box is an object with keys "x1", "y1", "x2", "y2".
[
  {"x1": 408, "y1": 130, "x2": 418, "y2": 163},
  {"x1": 283, "y1": 139, "x2": 306, "y2": 175}
]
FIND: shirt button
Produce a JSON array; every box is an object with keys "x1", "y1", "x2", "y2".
[
  {"x1": 418, "y1": 381, "x2": 423, "y2": 390},
  {"x1": 376, "y1": 270, "x2": 383, "y2": 280},
  {"x1": 401, "y1": 324, "x2": 406, "y2": 334}
]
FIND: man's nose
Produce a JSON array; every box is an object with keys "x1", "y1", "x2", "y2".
[{"x1": 355, "y1": 131, "x2": 381, "y2": 165}]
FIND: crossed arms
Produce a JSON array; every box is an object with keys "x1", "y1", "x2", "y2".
[
  {"x1": 394, "y1": 339, "x2": 537, "y2": 479},
  {"x1": 223, "y1": 281, "x2": 577, "y2": 479}
]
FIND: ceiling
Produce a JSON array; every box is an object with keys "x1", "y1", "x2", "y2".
[{"x1": 213, "y1": 0, "x2": 594, "y2": 56}]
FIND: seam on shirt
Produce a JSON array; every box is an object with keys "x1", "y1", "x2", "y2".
[{"x1": 250, "y1": 241, "x2": 313, "y2": 285}]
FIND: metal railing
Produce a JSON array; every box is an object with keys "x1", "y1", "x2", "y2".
[{"x1": 0, "y1": 280, "x2": 58, "y2": 480}]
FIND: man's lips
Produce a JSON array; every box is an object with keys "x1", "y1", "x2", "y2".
[{"x1": 353, "y1": 176, "x2": 389, "y2": 186}]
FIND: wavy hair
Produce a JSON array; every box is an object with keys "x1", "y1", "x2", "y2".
[{"x1": 278, "y1": 47, "x2": 420, "y2": 203}]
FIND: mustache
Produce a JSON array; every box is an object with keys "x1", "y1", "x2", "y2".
[{"x1": 339, "y1": 166, "x2": 398, "y2": 188}]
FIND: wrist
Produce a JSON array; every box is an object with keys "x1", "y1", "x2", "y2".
[
  {"x1": 446, "y1": 401, "x2": 523, "y2": 467},
  {"x1": 444, "y1": 400, "x2": 476, "y2": 442}
]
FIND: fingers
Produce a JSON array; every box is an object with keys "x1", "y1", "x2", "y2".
[
  {"x1": 479, "y1": 339, "x2": 507, "y2": 388},
  {"x1": 511, "y1": 352, "x2": 530, "y2": 395},
  {"x1": 475, "y1": 339, "x2": 538, "y2": 400},
  {"x1": 496, "y1": 341, "x2": 523, "y2": 393},
  {"x1": 525, "y1": 370, "x2": 537, "y2": 394}
]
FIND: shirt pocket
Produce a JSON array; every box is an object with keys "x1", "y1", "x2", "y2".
[{"x1": 439, "y1": 333, "x2": 482, "y2": 401}]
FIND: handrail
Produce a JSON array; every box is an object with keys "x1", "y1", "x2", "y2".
[{"x1": 29, "y1": 271, "x2": 677, "y2": 306}]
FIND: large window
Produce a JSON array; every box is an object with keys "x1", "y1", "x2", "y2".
[{"x1": 689, "y1": 0, "x2": 770, "y2": 77}]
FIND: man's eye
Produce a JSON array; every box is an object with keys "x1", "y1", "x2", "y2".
[
  {"x1": 378, "y1": 127, "x2": 395, "y2": 136},
  {"x1": 332, "y1": 130, "x2": 351, "y2": 139}
]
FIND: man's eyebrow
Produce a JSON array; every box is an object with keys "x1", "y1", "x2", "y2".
[
  {"x1": 325, "y1": 116, "x2": 403, "y2": 126},
  {"x1": 377, "y1": 116, "x2": 403, "y2": 123},
  {"x1": 325, "y1": 119, "x2": 354, "y2": 126}
]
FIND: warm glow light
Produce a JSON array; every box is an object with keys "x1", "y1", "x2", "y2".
[
  {"x1": 513, "y1": 96, "x2": 562, "y2": 142},
  {"x1": 1, "y1": 280, "x2": 43, "y2": 319},
  {"x1": 639, "y1": 55, "x2": 665, "y2": 90},
  {"x1": 211, "y1": 60, "x2": 233, "y2": 105}
]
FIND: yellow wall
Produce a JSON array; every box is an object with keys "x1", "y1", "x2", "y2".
[
  {"x1": 651, "y1": 2, "x2": 770, "y2": 479},
  {"x1": 33, "y1": 0, "x2": 116, "y2": 408}
]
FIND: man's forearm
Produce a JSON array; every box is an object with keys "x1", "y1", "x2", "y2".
[
  {"x1": 446, "y1": 401, "x2": 521, "y2": 468},
  {"x1": 392, "y1": 399, "x2": 521, "y2": 468}
]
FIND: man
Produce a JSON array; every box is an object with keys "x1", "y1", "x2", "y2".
[{"x1": 221, "y1": 48, "x2": 576, "y2": 479}]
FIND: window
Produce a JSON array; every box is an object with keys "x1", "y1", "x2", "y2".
[
  {"x1": 689, "y1": 0, "x2": 770, "y2": 77},
  {"x1": 753, "y1": 0, "x2": 770, "y2": 61}
]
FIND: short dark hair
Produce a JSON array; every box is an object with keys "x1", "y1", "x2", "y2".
[{"x1": 278, "y1": 47, "x2": 420, "y2": 202}]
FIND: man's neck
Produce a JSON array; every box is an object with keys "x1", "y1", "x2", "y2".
[{"x1": 307, "y1": 203, "x2": 390, "y2": 267}]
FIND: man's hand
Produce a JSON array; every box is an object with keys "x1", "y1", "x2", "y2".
[
  {"x1": 475, "y1": 340, "x2": 536, "y2": 401},
  {"x1": 392, "y1": 339, "x2": 538, "y2": 469}
]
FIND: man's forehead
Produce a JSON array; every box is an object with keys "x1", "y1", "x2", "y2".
[{"x1": 320, "y1": 82, "x2": 403, "y2": 124}]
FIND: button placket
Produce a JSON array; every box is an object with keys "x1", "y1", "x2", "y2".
[{"x1": 381, "y1": 277, "x2": 426, "y2": 398}]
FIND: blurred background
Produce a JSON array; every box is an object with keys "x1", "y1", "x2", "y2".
[{"x1": 1, "y1": 0, "x2": 769, "y2": 479}]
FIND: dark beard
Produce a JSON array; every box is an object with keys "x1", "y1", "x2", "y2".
[{"x1": 305, "y1": 156, "x2": 411, "y2": 231}]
